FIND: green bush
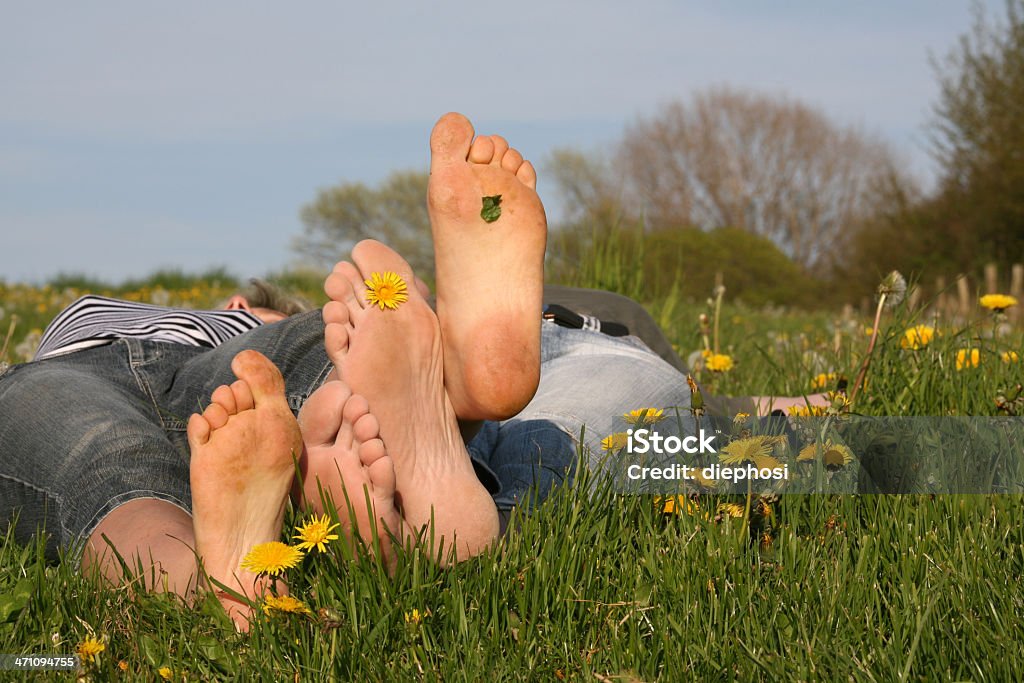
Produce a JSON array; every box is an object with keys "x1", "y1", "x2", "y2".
[{"x1": 550, "y1": 225, "x2": 825, "y2": 308}]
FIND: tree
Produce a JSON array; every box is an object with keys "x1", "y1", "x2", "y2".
[
  {"x1": 616, "y1": 88, "x2": 911, "y2": 274},
  {"x1": 293, "y1": 170, "x2": 433, "y2": 276},
  {"x1": 543, "y1": 148, "x2": 641, "y2": 280},
  {"x1": 929, "y1": 0, "x2": 1024, "y2": 268}
]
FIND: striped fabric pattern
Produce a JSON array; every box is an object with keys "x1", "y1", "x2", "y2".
[{"x1": 34, "y1": 295, "x2": 263, "y2": 360}]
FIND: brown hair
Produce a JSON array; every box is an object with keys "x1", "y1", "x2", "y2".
[{"x1": 236, "y1": 278, "x2": 313, "y2": 317}]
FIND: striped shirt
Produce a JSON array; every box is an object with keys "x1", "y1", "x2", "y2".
[{"x1": 34, "y1": 295, "x2": 263, "y2": 360}]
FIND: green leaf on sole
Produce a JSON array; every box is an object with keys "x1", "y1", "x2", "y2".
[{"x1": 481, "y1": 195, "x2": 502, "y2": 223}]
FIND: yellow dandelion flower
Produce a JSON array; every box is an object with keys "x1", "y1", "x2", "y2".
[
  {"x1": 293, "y1": 514, "x2": 340, "y2": 553},
  {"x1": 263, "y1": 595, "x2": 312, "y2": 615},
  {"x1": 405, "y1": 609, "x2": 422, "y2": 625},
  {"x1": 705, "y1": 353, "x2": 734, "y2": 372},
  {"x1": 900, "y1": 324, "x2": 934, "y2": 350},
  {"x1": 788, "y1": 404, "x2": 827, "y2": 417},
  {"x1": 955, "y1": 348, "x2": 981, "y2": 371},
  {"x1": 980, "y1": 294, "x2": 1018, "y2": 312},
  {"x1": 240, "y1": 541, "x2": 304, "y2": 576},
  {"x1": 810, "y1": 372, "x2": 840, "y2": 391},
  {"x1": 798, "y1": 441, "x2": 854, "y2": 469},
  {"x1": 717, "y1": 502, "x2": 745, "y2": 518},
  {"x1": 823, "y1": 445, "x2": 855, "y2": 468},
  {"x1": 659, "y1": 495, "x2": 700, "y2": 515},
  {"x1": 623, "y1": 407, "x2": 665, "y2": 425},
  {"x1": 690, "y1": 467, "x2": 719, "y2": 488},
  {"x1": 158, "y1": 666, "x2": 173, "y2": 680},
  {"x1": 1002, "y1": 351, "x2": 1020, "y2": 364},
  {"x1": 751, "y1": 454, "x2": 784, "y2": 470},
  {"x1": 364, "y1": 271, "x2": 409, "y2": 311},
  {"x1": 118, "y1": 660, "x2": 129, "y2": 671},
  {"x1": 733, "y1": 412, "x2": 750, "y2": 423},
  {"x1": 864, "y1": 326, "x2": 874, "y2": 336},
  {"x1": 601, "y1": 432, "x2": 629, "y2": 452},
  {"x1": 718, "y1": 436, "x2": 780, "y2": 465},
  {"x1": 76, "y1": 636, "x2": 105, "y2": 663}
]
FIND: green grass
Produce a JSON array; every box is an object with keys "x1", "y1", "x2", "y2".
[
  {"x1": 4, "y1": 492, "x2": 1023, "y2": 680},
  {"x1": 2, "y1": 258, "x2": 1024, "y2": 680}
]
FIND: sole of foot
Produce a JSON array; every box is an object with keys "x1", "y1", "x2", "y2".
[
  {"x1": 187, "y1": 350, "x2": 302, "y2": 630},
  {"x1": 323, "y1": 240, "x2": 500, "y2": 563},
  {"x1": 295, "y1": 378, "x2": 405, "y2": 572},
  {"x1": 427, "y1": 112, "x2": 547, "y2": 421}
]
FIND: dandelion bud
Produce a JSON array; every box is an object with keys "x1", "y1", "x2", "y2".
[
  {"x1": 686, "y1": 374, "x2": 705, "y2": 413},
  {"x1": 318, "y1": 607, "x2": 344, "y2": 629}
]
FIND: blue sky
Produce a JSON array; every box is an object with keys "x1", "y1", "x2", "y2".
[{"x1": 0, "y1": 1, "x2": 999, "y2": 283}]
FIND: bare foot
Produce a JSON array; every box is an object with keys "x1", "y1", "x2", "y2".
[
  {"x1": 295, "y1": 377, "x2": 406, "y2": 571},
  {"x1": 427, "y1": 112, "x2": 547, "y2": 421},
  {"x1": 752, "y1": 393, "x2": 831, "y2": 416},
  {"x1": 323, "y1": 240, "x2": 500, "y2": 562},
  {"x1": 187, "y1": 350, "x2": 302, "y2": 629}
]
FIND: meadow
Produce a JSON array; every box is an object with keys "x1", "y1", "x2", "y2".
[{"x1": 1, "y1": 262, "x2": 1023, "y2": 681}]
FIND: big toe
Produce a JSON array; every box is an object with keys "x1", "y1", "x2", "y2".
[
  {"x1": 429, "y1": 112, "x2": 474, "y2": 168},
  {"x1": 351, "y1": 240, "x2": 418, "y2": 294},
  {"x1": 230, "y1": 350, "x2": 285, "y2": 402}
]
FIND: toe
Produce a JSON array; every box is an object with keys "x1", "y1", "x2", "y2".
[
  {"x1": 337, "y1": 262, "x2": 369, "y2": 304},
  {"x1": 360, "y1": 438, "x2": 388, "y2": 470},
  {"x1": 516, "y1": 160, "x2": 537, "y2": 189},
  {"x1": 429, "y1": 112, "x2": 475, "y2": 168},
  {"x1": 321, "y1": 295, "x2": 351, "y2": 327},
  {"x1": 366, "y1": 451, "x2": 396, "y2": 494},
  {"x1": 230, "y1": 350, "x2": 286, "y2": 403},
  {"x1": 468, "y1": 136, "x2": 495, "y2": 164},
  {"x1": 323, "y1": 301, "x2": 352, "y2": 331},
  {"x1": 342, "y1": 393, "x2": 370, "y2": 427},
  {"x1": 203, "y1": 402, "x2": 230, "y2": 430},
  {"x1": 337, "y1": 394, "x2": 369, "y2": 448},
  {"x1": 413, "y1": 276, "x2": 431, "y2": 298},
  {"x1": 211, "y1": 384, "x2": 238, "y2": 415},
  {"x1": 298, "y1": 380, "x2": 349, "y2": 445},
  {"x1": 501, "y1": 147, "x2": 524, "y2": 173},
  {"x1": 325, "y1": 266, "x2": 364, "y2": 311},
  {"x1": 325, "y1": 324, "x2": 349, "y2": 355},
  {"x1": 351, "y1": 240, "x2": 417, "y2": 293},
  {"x1": 352, "y1": 411, "x2": 379, "y2": 444},
  {"x1": 187, "y1": 413, "x2": 212, "y2": 448},
  {"x1": 231, "y1": 379, "x2": 255, "y2": 412},
  {"x1": 488, "y1": 135, "x2": 509, "y2": 165}
]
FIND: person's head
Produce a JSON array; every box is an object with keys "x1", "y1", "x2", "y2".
[{"x1": 222, "y1": 278, "x2": 314, "y2": 324}]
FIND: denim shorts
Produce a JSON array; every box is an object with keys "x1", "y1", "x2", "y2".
[
  {"x1": 468, "y1": 322, "x2": 695, "y2": 511},
  {"x1": 1, "y1": 312, "x2": 694, "y2": 560},
  {"x1": 0, "y1": 310, "x2": 333, "y2": 560}
]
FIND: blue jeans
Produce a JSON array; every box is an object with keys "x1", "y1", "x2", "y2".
[
  {"x1": 469, "y1": 322, "x2": 694, "y2": 510},
  {"x1": 0, "y1": 313, "x2": 692, "y2": 559},
  {"x1": 0, "y1": 311, "x2": 333, "y2": 560}
]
